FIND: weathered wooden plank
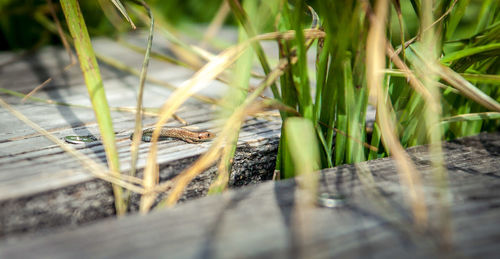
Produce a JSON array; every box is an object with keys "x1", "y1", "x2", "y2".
[
  {"x1": 0, "y1": 34, "x2": 283, "y2": 238},
  {"x1": 0, "y1": 113, "x2": 281, "y2": 239},
  {"x1": 0, "y1": 132, "x2": 498, "y2": 258}
]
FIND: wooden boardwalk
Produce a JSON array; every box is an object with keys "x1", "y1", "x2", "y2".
[{"x1": 1, "y1": 132, "x2": 499, "y2": 258}]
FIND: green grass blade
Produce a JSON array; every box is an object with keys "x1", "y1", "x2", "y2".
[
  {"x1": 226, "y1": 0, "x2": 280, "y2": 100},
  {"x1": 313, "y1": 36, "x2": 329, "y2": 124},
  {"x1": 110, "y1": 0, "x2": 136, "y2": 29},
  {"x1": 128, "y1": 0, "x2": 154, "y2": 204},
  {"x1": 208, "y1": 0, "x2": 256, "y2": 194},
  {"x1": 409, "y1": 0, "x2": 421, "y2": 18},
  {"x1": 441, "y1": 43, "x2": 500, "y2": 63},
  {"x1": 343, "y1": 55, "x2": 368, "y2": 163},
  {"x1": 384, "y1": 69, "x2": 500, "y2": 85},
  {"x1": 441, "y1": 112, "x2": 500, "y2": 124},
  {"x1": 475, "y1": 0, "x2": 498, "y2": 34},
  {"x1": 368, "y1": 122, "x2": 382, "y2": 160},
  {"x1": 439, "y1": 65, "x2": 500, "y2": 112},
  {"x1": 285, "y1": 117, "x2": 320, "y2": 196},
  {"x1": 291, "y1": 0, "x2": 313, "y2": 119},
  {"x1": 444, "y1": 0, "x2": 470, "y2": 40},
  {"x1": 60, "y1": 0, "x2": 125, "y2": 215}
]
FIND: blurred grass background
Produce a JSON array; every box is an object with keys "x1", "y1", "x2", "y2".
[{"x1": 0, "y1": 0, "x2": 228, "y2": 50}]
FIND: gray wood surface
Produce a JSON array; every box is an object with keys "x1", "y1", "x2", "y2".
[
  {"x1": 0, "y1": 132, "x2": 499, "y2": 259},
  {"x1": 0, "y1": 34, "x2": 282, "y2": 238}
]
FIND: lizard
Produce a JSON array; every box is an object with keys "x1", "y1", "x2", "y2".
[
  {"x1": 65, "y1": 127, "x2": 215, "y2": 144},
  {"x1": 130, "y1": 127, "x2": 215, "y2": 143}
]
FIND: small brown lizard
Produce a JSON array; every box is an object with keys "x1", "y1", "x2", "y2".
[{"x1": 131, "y1": 127, "x2": 215, "y2": 143}]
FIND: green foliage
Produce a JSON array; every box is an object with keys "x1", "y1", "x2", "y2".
[
  {"x1": 0, "y1": 0, "x2": 225, "y2": 50},
  {"x1": 0, "y1": 0, "x2": 118, "y2": 50},
  {"x1": 268, "y1": 0, "x2": 500, "y2": 178}
]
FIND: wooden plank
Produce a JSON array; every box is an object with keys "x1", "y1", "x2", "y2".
[
  {"x1": 0, "y1": 132, "x2": 499, "y2": 258},
  {"x1": 0, "y1": 34, "x2": 284, "y2": 238}
]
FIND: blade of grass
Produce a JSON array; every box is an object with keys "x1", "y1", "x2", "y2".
[
  {"x1": 226, "y1": 0, "x2": 281, "y2": 100},
  {"x1": 368, "y1": 123, "x2": 383, "y2": 159},
  {"x1": 97, "y1": 0, "x2": 127, "y2": 30},
  {"x1": 438, "y1": 64, "x2": 500, "y2": 112},
  {"x1": 335, "y1": 61, "x2": 348, "y2": 165},
  {"x1": 444, "y1": 0, "x2": 470, "y2": 41},
  {"x1": 127, "y1": 0, "x2": 154, "y2": 209},
  {"x1": 110, "y1": 0, "x2": 136, "y2": 29},
  {"x1": 392, "y1": 0, "x2": 406, "y2": 61},
  {"x1": 383, "y1": 69, "x2": 500, "y2": 85},
  {"x1": 344, "y1": 56, "x2": 368, "y2": 163},
  {"x1": 313, "y1": 33, "x2": 328, "y2": 124},
  {"x1": 208, "y1": 0, "x2": 257, "y2": 194},
  {"x1": 420, "y1": 0, "x2": 451, "y2": 246},
  {"x1": 285, "y1": 117, "x2": 320, "y2": 253},
  {"x1": 441, "y1": 43, "x2": 500, "y2": 63},
  {"x1": 475, "y1": 0, "x2": 498, "y2": 34},
  {"x1": 285, "y1": 117, "x2": 320, "y2": 202},
  {"x1": 441, "y1": 112, "x2": 500, "y2": 124},
  {"x1": 274, "y1": 1, "x2": 296, "y2": 174},
  {"x1": 60, "y1": 0, "x2": 125, "y2": 215},
  {"x1": 290, "y1": 1, "x2": 313, "y2": 119},
  {"x1": 366, "y1": 0, "x2": 428, "y2": 228}
]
